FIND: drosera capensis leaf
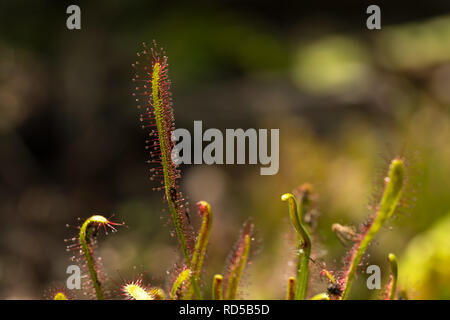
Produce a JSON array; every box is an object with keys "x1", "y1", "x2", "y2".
[
  {"x1": 191, "y1": 201, "x2": 212, "y2": 280},
  {"x1": 186, "y1": 201, "x2": 212, "y2": 299},
  {"x1": 224, "y1": 220, "x2": 254, "y2": 300},
  {"x1": 281, "y1": 188, "x2": 311, "y2": 300},
  {"x1": 385, "y1": 253, "x2": 398, "y2": 300},
  {"x1": 77, "y1": 215, "x2": 122, "y2": 300},
  {"x1": 339, "y1": 158, "x2": 405, "y2": 299},
  {"x1": 171, "y1": 268, "x2": 192, "y2": 300},
  {"x1": 132, "y1": 41, "x2": 191, "y2": 265}
]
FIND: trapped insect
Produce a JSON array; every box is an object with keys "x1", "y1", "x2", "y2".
[{"x1": 327, "y1": 283, "x2": 342, "y2": 296}]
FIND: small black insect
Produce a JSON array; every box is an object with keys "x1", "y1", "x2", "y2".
[
  {"x1": 327, "y1": 283, "x2": 342, "y2": 296},
  {"x1": 169, "y1": 187, "x2": 177, "y2": 201},
  {"x1": 169, "y1": 187, "x2": 190, "y2": 224},
  {"x1": 184, "y1": 207, "x2": 191, "y2": 224}
]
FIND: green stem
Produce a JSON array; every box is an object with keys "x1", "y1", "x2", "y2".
[
  {"x1": 190, "y1": 278, "x2": 202, "y2": 300},
  {"x1": 281, "y1": 193, "x2": 311, "y2": 300},
  {"x1": 340, "y1": 159, "x2": 405, "y2": 299}
]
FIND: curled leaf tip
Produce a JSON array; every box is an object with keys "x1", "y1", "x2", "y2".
[
  {"x1": 281, "y1": 191, "x2": 311, "y2": 300},
  {"x1": 77, "y1": 215, "x2": 122, "y2": 300},
  {"x1": 386, "y1": 253, "x2": 398, "y2": 300},
  {"x1": 89, "y1": 215, "x2": 108, "y2": 223},
  {"x1": 388, "y1": 253, "x2": 397, "y2": 264},
  {"x1": 197, "y1": 201, "x2": 211, "y2": 214}
]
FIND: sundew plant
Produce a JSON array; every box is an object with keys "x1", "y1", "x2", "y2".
[{"x1": 51, "y1": 41, "x2": 411, "y2": 300}]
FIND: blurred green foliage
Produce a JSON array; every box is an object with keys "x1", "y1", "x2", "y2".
[{"x1": 400, "y1": 214, "x2": 450, "y2": 299}]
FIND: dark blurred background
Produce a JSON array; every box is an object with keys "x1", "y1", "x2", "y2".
[{"x1": 0, "y1": 1, "x2": 449, "y2": 299}]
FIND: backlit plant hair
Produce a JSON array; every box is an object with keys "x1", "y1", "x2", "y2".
[{"x1": 133, "y1": 41, "x2": 191, "y2": 264}]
